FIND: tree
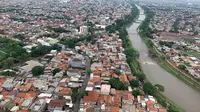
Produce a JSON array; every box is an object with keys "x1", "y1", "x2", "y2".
[
  {"x1": 87, "y1": 21, "x2": 95, "y2": 35},
  {"x1": 31, "y1": 45, "x2": 52, "y2": 57},
  {"x1": 109, "y1": 78, "x2": 128, "y2": 90},
  {"x1": 71, "y1": 88, "x2": 78, "y2": 103},
  {"x1": 0, "y1": 71, "x2": 16, "y2": 76},
  {"x1": 130, "y1": 79, "x2": 139, "y2": 88},
  {"x1": 13, "y1": 34, "x2": 25, "y2": 40},
  {"x1": 86, "y1": 69, "x2": 92, "y2": 75},
  {"x1": 31, "y1": 66, "x2": 44, "y2": 76},
  {"x1": 155, "y1": 84, "x2": 165, "y2": 92},
  {"x1": 114, "y1": 69, "x2": 121, "y2": 75},
  {"x1": 168, "y1": 105, "x2": 179, "y2": 112},
  {"x1": 136, "y1": 73, "x2": 146, "y2": 82},
  {"x1": 194, "y1": 31, "x2": 198, "y2": 35},
  {"x1": 132, "y1": 90, "x2": 141, "y2": 97},
  {"x1": 178, "y1": 64, "x2": 186, "y2": 70},
  {"x1": 124, "y1": 47, "x2": 139, "y2": 57},
  {"x1": 143, "y1": 82, "x2": 156, "y2": 95},
  {"x1": 2, "y1": 57, "x2": 14, "y2": 69},
  {"x1": 52, "y1": 68, "x2": 61, "y2": 75},
  {"x1": 52, "y1": 27, "x2": 71, "y2": 33}
]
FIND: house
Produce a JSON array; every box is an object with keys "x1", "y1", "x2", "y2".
[
  {"x1": 67, "y1": 69, "x2": 81, "y2": 77},
  {"x1": 120, "y1": 74, "x2": 129, "y2": 84},
  {"x1": 146, "y1": 100, "x2": 157, "y2": 112},
  {"x1": 48, "y1": 100, "x2": 66, "y2": 111},
  {"x1": 7, "y1": 89, "x2": 18, "y2": 100},
  {"x1": 21, "y1": 97, "x2": 34, "y2": 110},
  {"x1": 30, "y1": 99, "x2": 46, "y2": 112},
  {"x1": 123, "y1": 94, "x2": 134, "y2": 105},
  {"x1": 10, "y1": 106, "x2": 19, "y2": 112},
  {"x1": 2, "y1": 78, "x2": 15, "y2": 91},
  {"x1": 68, "y1": 58, "x2": 86, "y2": 68},
  {"x1": 91, "y1": 62, "x2": 103, "y2": 71},
  {"x1": 18, "y1": 83, "x2": 32, "y2": 92},
  {"x1": 38, "y1": 93, "x2": 52, "y2": 98},
  {"x1": 83, "y1": 90, "x2": 99, "y2": 103},
  {"x1": 63, "y1": 96, "x2": 73, "y2": 109},
  {"x1": 100, "y1": 84, "x2": 111, "y2": 95}
]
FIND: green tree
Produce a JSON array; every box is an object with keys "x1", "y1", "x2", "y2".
[
  {"x1": 124, "y1": 47, "x2": 139, "y2": 57},
  {"x1": 109, "y1": 78, "x2": 128, "y2": 90},
  {"x1": 0, "y1": 71, "x2": 16, "y2": 76},
  {"x1": 31, "y1": 45, "x2": 52, "y2": 57},
  {"x1": 194, "y1": 31, "x2": 198, "y2": 35},
  {"x1": 31, "y1": 66, "x2": 44, "y2": 76},
  {"x1": 168, "y1": 105, "x2": 179, "y2": 112},
  {"x1": 130, "y1": 79, "x2": 139, "y2": 88},
  {"x1": 132, "y1": 90, "x2": 141, "y2": 97},
  {"x1": 3, "y1": 57, "x2": 14, "y2": 69},
  {"x1": 136, "y1": 73, "x2": 146, "y2": 82},
  {"x1": 13, "y1": 34, "x2": 25, "y2": 40},
  {"x1": 143, "y1": 82, "x2": 156, "y2": 95},
  {"x1": 87, "y1": 21, "x2": 95, "y2": 35},
  {"x1": 155, "y1": 84, "x2": 165, "y2": 92},
  {"x1": 114, "y1": 69, "x2": 121, "y2": 75},
  {"x1": 52, "y1": 68, "x2": 61, "y2": 75},
  {"x1": 178, "y1": 64, "x2": 186, "y2": 70},
  {"x1": 52, "y1": 27, "x2": 71, "y2": 33},
  {"x1": 71, "y1": 88, "x2": 78, "y2": 103},
  {"x1": 86, "y1": 69, "x2": 92, "y2": 75}
]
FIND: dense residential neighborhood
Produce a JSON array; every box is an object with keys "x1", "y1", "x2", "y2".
[{"x1": 0, "y1": 0, "x2": 170, "y2": 112}]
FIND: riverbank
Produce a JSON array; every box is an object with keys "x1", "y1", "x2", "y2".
[
  {"x1": 131, "y1": 5, "x2": 200, "y2": 112},
  {"x1": 139, "y1": 36, "x2": 185, "y2": 112},
  {"x1": 123, "y1": 4, "x2": 184, "y2": 112},
  {"x1": 137, "y1": 7, "x2": 200, "y2": 93},
  {"x1": 137, "y1": 27, "x2": 185, "y2": 112}
]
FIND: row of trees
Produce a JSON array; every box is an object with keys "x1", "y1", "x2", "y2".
[
  {"x1": 139, "y1": 7, "x2": 154, "y2": 39},
  {"x1": 159, "y1": 41, "x2": 174, "y2": 48},
  {"x1": 31, "y1": 44, "x2": 61, "y2": 57},
  {"x1": 109, "y1": 78, "x2": 128, "y2": 90}
]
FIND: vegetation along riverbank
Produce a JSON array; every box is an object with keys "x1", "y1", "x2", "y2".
[
  {"x1": 106, "y1": 3, "x2": 184, "y2": 112},
  {"x1": 138, "y1": 6, "x2": 200, "y2": 93}
]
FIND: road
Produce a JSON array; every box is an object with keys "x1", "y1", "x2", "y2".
[{"x1": 73, "y1": 56, "x2": 91, "y2": 112}]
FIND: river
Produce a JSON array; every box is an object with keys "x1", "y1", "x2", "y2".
[{"x1": 127, "y1": 6, "x2": 200, "y2": 112}]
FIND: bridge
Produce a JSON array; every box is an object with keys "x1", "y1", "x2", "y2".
[{"x1": 135, "y1": 20, "x2": 143, "y2": 23}]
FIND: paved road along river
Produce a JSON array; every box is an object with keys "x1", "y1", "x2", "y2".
[{"x1": 127, "y1": 6, "x2": 200, "y2": 112}]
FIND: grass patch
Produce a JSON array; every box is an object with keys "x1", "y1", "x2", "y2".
[
  {"x1": 157, "y1": 93, "x2": 185, "y2": 112},
  {"x1": 185, "y1": 52, "x2": 200, "y2": 58}
]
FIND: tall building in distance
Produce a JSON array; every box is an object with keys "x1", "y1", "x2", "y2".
[{"x1": 79, "y1": 26, "x2": 88, "y2": 34}]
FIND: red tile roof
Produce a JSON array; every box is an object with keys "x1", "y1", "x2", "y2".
[
  {"x1": 83, "y1": 90, "x2": 99, "y2": 102},
  {"x1": 123, "y1": 94, "x2": 134, "y2": 101},
  {"x1": 113, "y1": 95, "x2": 120, "y2": 106},
  {"x1": 56, "y1": 88, "x2": 72, "y2": 96},
  {"x1": 128, "y1": 75, "x2": 136, "y2": 81},
  {"x1": 48, "y1": 100, "x2": 66, "y2": 107},
  {"x1": 98, "y1": 95, "x2": 112, "y2": 104},
  {"x1": 120, "y1": 74, "x2": 129, "y2": 84},
  {"x1": 89, "y1": 78, "x2": 101, "y2": 83}
]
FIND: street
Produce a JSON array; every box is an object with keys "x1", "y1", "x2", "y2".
[{"x1": 73, "y1": 56, "x2": 91, "y2": 112}]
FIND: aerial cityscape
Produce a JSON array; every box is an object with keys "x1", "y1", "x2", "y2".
[{"x1": 0, "y1": 0, "x2": 199, "y2": 112}]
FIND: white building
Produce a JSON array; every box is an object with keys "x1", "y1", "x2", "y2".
[{"x1": 79, "y1": 26, "x2": 88, "y2": 34}]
